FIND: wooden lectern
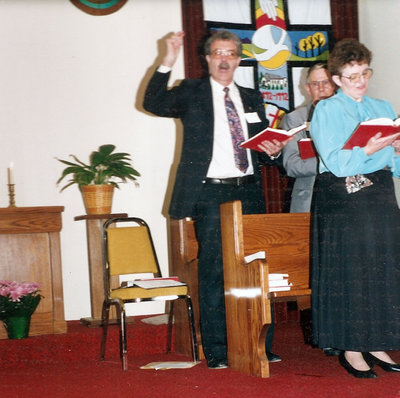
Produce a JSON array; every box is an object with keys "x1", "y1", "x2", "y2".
[
  {"x1": 0, "y1": 206, "x2": 67, "y2": 339},
  {"x1": 170, "y1": 217, "x2": 204, "y2": 359}
]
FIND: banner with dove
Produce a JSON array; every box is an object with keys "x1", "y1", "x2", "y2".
[{"x1": 203, "y1": 0, "x2": 332, "y2": 127}]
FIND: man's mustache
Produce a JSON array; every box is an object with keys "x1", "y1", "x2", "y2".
[{"x1": 218, "y1": 62, "x2": 230, "y2": 70}]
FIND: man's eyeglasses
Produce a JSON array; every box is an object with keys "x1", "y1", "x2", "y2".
[
  {"x1": 210, "y1": 49, "x2": 238, "y2": 59},
  {"x1": 341, "y1": 68, "x2": 373, "y2": 83},
  {"x1": 309, "y1": 79, "x2": 332, "y2": 89}
]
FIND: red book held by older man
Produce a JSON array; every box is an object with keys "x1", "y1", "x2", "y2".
[
  {"x1": 298, "y1": 138, "x2": 317, "y2": 159},
  {"x1": 240, "y1": 123, "x2": 307, "y2": 152},
  {"x1": 342, "y1": 117, "x2": 400, "y2": 149}
]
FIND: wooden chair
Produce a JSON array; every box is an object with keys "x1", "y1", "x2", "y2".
[
  {"x1": 100, "y1": 217, "x2": 198, "y2": 370},
  {"x1": 220, "y1": 200, "x2": 311, "y2": 378}
]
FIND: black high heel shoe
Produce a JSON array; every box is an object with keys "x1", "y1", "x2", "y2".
[
  {"x1": 363, "y1": 352, "x2": 400, "y2": 372},
  {"x1": 339, "y1": 352, "x2": 378, "y2": 379}
]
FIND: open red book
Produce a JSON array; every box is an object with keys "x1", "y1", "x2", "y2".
[
  {"x1": 298, "y1": 138, "x2": 317, "y2": 159},
  {"x1": 240, "y1": 123, "x2": 307, "y2": 152},
  {"x1": 343, "y1": 117, "x2": 400, "y2": 149}
]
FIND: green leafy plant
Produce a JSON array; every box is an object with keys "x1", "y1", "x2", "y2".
[{"x1": 56, "y1": 144, "x2": 140, "y2": 191}]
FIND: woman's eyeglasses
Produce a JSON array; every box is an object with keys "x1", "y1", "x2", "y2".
[{"x1": 341, "y1": 68, "x2": 373, "y2": 83}]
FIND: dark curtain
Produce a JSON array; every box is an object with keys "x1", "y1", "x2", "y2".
[
  {"x1": 330, "y1": 0, "x2": 359, "y2": 42},
  {"x1": 181, "y1": 0, "x2": 207, "y2": 79}
]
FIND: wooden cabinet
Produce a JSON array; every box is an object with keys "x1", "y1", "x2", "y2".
[{"x1": 0, "y1": 206, "x2": 67, "y2": 338}]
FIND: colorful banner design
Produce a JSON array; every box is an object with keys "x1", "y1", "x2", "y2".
[
  {"x1": 70, "y1": 0, "x2": 128, "y2": 16},
  {"x1": 203, "y1": 0, "x2": 332, "y2": 125}
]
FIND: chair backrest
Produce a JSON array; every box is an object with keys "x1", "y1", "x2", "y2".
[{"x1": 103, "y1": 218, "x2": 160, "y2": 277}]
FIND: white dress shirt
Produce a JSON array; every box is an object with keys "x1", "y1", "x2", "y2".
[{"x1": 206, "y1": 77, "x2": 254, "y2": 178}]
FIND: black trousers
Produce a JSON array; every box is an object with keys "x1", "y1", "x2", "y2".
[{"x1": 193, "y1": 180, "x2": 274, "y2": 362}]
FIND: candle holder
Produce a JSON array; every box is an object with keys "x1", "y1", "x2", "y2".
[{"x1": 8, "y1": 184, "x2": 16, "y2": 207}]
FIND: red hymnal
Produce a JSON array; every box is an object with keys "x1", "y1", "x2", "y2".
[
  {"x1": 240, "y1": 123, "x2": 307, "y2": 152},
  {"x1": 343, "y1": 117, "x2": 400, "y2": 149},
  {"x1": 298, "y1": 138, "x2": 317, "y2": 159}
]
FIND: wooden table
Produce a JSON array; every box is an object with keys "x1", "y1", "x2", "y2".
[
  {"x1": 0, "y1": 206, "x2": 67, "y2": 338},
  {"x1": 75, "y1": 213, "x2": 127, "y2": 327}
]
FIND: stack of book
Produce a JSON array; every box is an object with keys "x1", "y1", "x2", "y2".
[{"x1": 268, "y1": 273, "x2": 292, "y2": 292}]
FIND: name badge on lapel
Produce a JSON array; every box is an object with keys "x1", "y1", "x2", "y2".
[{"x1": 245, "y1": 112, "x2": 261, "y2": 123}]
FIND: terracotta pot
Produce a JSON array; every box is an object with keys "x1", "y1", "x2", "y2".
[{"x1": 80, "y1": 184, "x2": 114, "y2": 215}]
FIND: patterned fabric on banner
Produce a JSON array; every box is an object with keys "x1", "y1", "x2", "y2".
[{"x1": 203, "y1": 0, "x2": 332, "y2": 128}]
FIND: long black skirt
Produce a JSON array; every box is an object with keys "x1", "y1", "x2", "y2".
[{"x1": 311, "y1": 169, "x2": 400, "y2": 351}]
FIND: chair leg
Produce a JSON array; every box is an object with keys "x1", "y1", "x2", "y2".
[
  {"x1": 185, "y1": 296, "x2": 199, "y2": 363},
  {"x1": 167, "y1": 301, "x2": 175, "y2": 354},
  {"x1": 119, "y1": 305, "x2": 128, "y2": 371},
  {"x1": 100, "y1": 300, "x2": 110, "y2": 361}
]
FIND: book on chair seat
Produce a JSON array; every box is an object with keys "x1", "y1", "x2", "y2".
[
  {"x1": 343, "y1": 117, "x2": 400, "y2": 149},
  {"x1": 122, "y1": 277, "x2": 186, "y2": 289},
  {"x1": 240, "y1": 123, "x2": 307, "y2": 152}
]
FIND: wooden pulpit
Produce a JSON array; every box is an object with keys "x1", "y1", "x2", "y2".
[
  {"x1": 0, "y1": 206, "x2": 67, "y2": 338},
  {"x1": 169, "y1": 217, "x2": 204, "y2": 359}
]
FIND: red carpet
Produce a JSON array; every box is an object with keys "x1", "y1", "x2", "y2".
[{"x1": 1, "y1": 316, "x2": 400, "y2": 398}]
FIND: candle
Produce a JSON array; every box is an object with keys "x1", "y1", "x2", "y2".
[{"x1": 7, "y1": 162, "x2": 14, "y2": 185}]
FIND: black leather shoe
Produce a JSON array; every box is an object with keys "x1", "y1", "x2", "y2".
[
  {"x1": 207, "y1": 358, "x2": 228, "y2": 369},
  {"x1": 363, "y1": 352, "x2": 400, "y2": 372},
  {"x1": 339, "y1": 352, "x2": 377, "y2": 379},
  {"x1": 323, "y1": 348, "x2": 342, "y2": 357},
  {"x1": 267, "y1": 352, "x2": 282, "y2": 363}
]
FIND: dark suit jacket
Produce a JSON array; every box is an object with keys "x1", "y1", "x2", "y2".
[{"x1": 143, "y1": 70, "x2": 270, "y2": 218}]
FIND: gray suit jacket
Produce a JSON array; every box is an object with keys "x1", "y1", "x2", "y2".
[{"x1": 280, "y1": 103, "x2": 318, "y2": 213}]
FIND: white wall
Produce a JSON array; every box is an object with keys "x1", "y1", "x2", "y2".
[
  {"x1": 359, "y1": 0, "x2": 400, "y2": 114},
  {"x1": 0, "y1": 0, "x2": 184, "y2": 319},
  {"x1": 358, "y1": 1, "x2": 400, "y2": 202}
]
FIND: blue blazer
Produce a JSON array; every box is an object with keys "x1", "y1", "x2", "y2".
[{"x1": 144, "y1": 70, "x2": 270, "y2": 218}]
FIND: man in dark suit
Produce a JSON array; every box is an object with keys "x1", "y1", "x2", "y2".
[{"x1": 143, "y1": 30, "x2": 289, "y2": 368}]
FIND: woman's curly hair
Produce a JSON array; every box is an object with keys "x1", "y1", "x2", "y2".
[{"x1": 328, "y1": 38, "x2": 372, "y2": 76}]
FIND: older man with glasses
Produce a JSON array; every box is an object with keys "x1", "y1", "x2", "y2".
[{"x1": 281, "y1": 63, "x2": 336, "y2": 213}]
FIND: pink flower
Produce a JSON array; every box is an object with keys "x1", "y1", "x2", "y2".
[{"x1": 0, "y1": 280, "x2": 40, "y2": 302}]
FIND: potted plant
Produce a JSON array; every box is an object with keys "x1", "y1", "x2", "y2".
[
  {"x1": 0, "y1": 280, "x2": 42, "y2": 339},
  {"x1": 56, "y1": 144, "x2": 140, "y2": 214}
]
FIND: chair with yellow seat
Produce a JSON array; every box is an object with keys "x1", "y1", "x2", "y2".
[{"x1": 100, "y1": 217, "x2": 198, "y2": 370}]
